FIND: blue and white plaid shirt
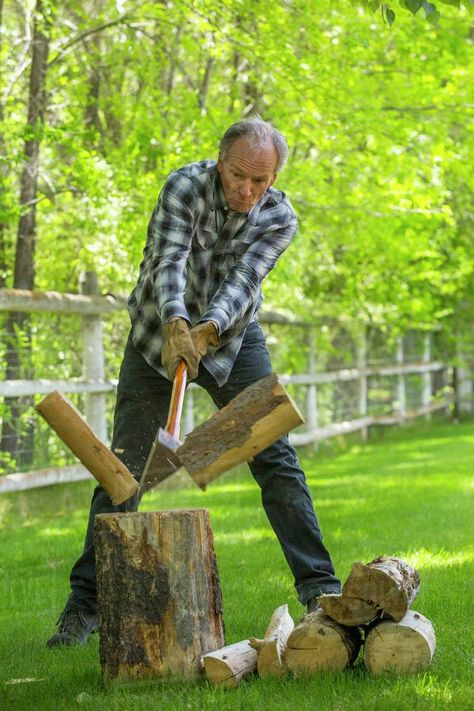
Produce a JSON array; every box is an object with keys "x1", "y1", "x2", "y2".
[{"x1": 128, "y1": 160, "x2": 297, "y2": 385}]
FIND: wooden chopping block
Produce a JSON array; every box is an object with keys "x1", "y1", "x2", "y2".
[{"x1": 94, "y1": 509, "x2": 225, "y2": 682}]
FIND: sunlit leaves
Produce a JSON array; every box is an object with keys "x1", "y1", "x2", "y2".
[{"x1": 1, "y1": 0, "x2": 472, "y2": 341}]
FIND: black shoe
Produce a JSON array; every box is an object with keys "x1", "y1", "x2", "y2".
[
  {"x1": 306, "y1": 595, "x2": 322, "y2": 614},
  {"x1": 46, "y1": 607, "x2": 98, "y2": 648}
]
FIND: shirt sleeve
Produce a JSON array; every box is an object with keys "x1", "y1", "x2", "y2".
[
  {"x1": 202, "y1": 220, "x2": 297, "y2": 334},
  {"x1": 147, "y1": 174, "x2": 195, "y2": 324}
]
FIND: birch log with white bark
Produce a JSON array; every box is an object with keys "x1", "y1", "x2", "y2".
[
  {"x1": 364, "y1": 610, "x2": 436, "y2": 674},
  {"x1": 202, "y1": 640, "x2": 257, "y2": 687},
  {"x1": 249, "y1": 603, "x2": 294, "y2": 677}
]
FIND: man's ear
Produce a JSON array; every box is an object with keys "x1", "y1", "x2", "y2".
[
  {"x1": 269, "y1": 173, "x2": 277, "y2": 187},
  {"x1": 217, "y1": 157, "x2": 223, "y2": 174}
]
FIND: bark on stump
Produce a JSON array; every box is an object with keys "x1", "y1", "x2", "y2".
[
  {"x1": 319, "y1": 556, "x2": 420, "y2": 626},
  {"x1": 94, "y1": 509, "x2": 225, "y2": 682},
  {"x1": 364, "y1": 610, "x2": 436, "y2": 674},
  {"x1": 285, "y1": 611, "x2": 362, "y2": 675}
]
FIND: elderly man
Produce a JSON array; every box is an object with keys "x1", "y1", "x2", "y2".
[{"x1": 47, "y1": 117, "x2": 341, "y2": 648}]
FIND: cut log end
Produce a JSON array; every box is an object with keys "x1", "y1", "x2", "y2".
[
  {"x1": 364, "y1": 610, "x2": 436, "y2": 675},
  {"x1": 285, "y1": 611, "x2": 361, "y2": 675}
]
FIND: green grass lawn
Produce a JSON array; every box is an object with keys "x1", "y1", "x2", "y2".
[{"x1": 0, "y1": 417, "x2": 473, "y2": 711}]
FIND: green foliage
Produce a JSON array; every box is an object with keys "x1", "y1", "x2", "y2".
[
  {"x1": 358, "y1": 0, "x2": 470, "y2": 25},
  {"x1": 0, "y1": 0, "x2": 473, "y2": 340}
]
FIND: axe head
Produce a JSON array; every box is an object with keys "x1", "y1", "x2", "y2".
[{"x1": 139, "y1": 427, "x2": 183, "y2": 494}]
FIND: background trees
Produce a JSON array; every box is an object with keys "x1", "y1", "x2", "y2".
[
  {"x1": 0, "y1": 0, "x2": 471, "y2": 371},
  {"x1": 2, "y1": 0, "x2": 472, "y2": 328}
]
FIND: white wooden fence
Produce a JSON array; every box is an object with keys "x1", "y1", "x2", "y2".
[{"x1": 0, "y1": 281, "x2": 471, "y2": 494}]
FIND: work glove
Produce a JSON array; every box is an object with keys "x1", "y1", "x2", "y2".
[
  {"x1": 190, "y1": 321, "x2": 220, "y2": 361},
  {"x1": 162, "y1": 318, "x2": 199, "y2": 380}
]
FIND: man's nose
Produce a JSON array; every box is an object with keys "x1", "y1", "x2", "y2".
[{"x1": 238, "y1": 180, "x2": 252, "y2": 198}]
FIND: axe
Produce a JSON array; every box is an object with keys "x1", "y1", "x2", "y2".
[{"x1": 139, "y1": 360, "x2": 188, "y2": 494}]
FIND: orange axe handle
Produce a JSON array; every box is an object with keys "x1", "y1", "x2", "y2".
[{"x1": 166, "y1": 360, "x2": 188, "y2": 440}]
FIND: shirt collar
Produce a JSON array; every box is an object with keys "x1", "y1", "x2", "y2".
[{"x1": 212, "y1": 170, "x2": 227, "y2": 212}]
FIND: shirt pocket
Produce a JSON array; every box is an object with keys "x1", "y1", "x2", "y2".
[{"x1": 194, "y1": 227, "x2": 218, "y2": 252}]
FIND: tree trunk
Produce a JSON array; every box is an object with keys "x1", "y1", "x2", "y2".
[
  {"x1": 319, "y1": 556, "x2": 420, "y2": 626},
  {"x1": 14, "y1": 0, "x2": 49, "y2": 291},
  {"x1": 202, "y1": 640, "x2": 257, "y2": 687},
  {"x1": 364, "y1": 610, "x2": 436, "y2": 674},
  {"x1": 249, "y1": 604, "x2": 294, "y2": 678},
  {"x1": 285, "y1": 611, "x2": 362, "y2": 675},
  {"x1": 0, "y1": 0, "x2": 8, "y2": 287},
  {"x1": 1, "y1": 0, "x2": 50, "y2": 466},
  {"x1": 94, "y1": 509, "x2": 225, "y2": 682},
  {"x1": 82, "y1": 0, "x2": 104, "y2": 139}
]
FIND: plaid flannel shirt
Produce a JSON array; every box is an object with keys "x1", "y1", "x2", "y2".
[{"x1": 128, "y1": 160, "x2": 297, "y2": 385}]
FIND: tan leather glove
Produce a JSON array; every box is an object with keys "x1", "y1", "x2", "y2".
[
  {"x1": 161, "y1": 318, "x2": 199, "y2": 380},
  {"x1": 190, "y1": 321, "x2": 220, "y2": 361}
]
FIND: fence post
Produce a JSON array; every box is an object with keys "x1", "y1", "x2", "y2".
[
  {"x1": 453, "y1": 334, "x2": 474, "y2": 418},
  {"x1": 396, "y1": 337, "x2": 406, "y2": 422},
  {"x1": 422, "y1": 333, "x2": 432, "y2": 421},
  {"x1": 306, "y1": 327, "x2": 318, "y2": 444},
  {"x1": 356, "y1": 326, "x2": 368, "y2": 440},
  {"x1": 80, "y1": 271, "x2": 108, "y2": 442}
]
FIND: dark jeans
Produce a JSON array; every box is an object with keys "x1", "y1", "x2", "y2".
[{"x1": 68, "y1": 322, "x2": 341, "y2": 613}]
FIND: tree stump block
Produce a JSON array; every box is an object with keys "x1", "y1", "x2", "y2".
[
  {"x1": 364, "y1": 610, "x2": 436, "y2": 674},
  {"x1": 285, "y1": 611, "x2": 361, "y2": 675},
  {"x1": 94, "y1": 509, "x2": 225, "y2": 682},
  {"x1": 319, "y1": 556, "x2": 420, "y2": 625}
]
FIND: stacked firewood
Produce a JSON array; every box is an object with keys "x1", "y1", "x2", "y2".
[{"x1": 202, "y1": 556, "x2": 436, "y2": 688}]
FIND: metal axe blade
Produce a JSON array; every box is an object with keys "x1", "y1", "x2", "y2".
[{"x1": 139, "y1": 360, "x2": 187, "y2": 494}]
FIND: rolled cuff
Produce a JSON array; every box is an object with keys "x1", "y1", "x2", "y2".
[{"x1": 201, "y1": 307, "x2": 230, "y2": 336}]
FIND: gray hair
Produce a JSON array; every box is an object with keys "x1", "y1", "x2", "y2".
[{"x1": 219, "y1": 117, "x2": 289, "y2": 172}]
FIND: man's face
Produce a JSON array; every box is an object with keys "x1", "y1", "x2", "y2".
[{"x1": 217, "y1": 136, "x2": 278, "y2": 213}]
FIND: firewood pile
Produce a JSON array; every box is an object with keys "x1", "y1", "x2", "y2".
[{"x1": 202, "y1": 556, "x2": 436, "y2": 688}]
